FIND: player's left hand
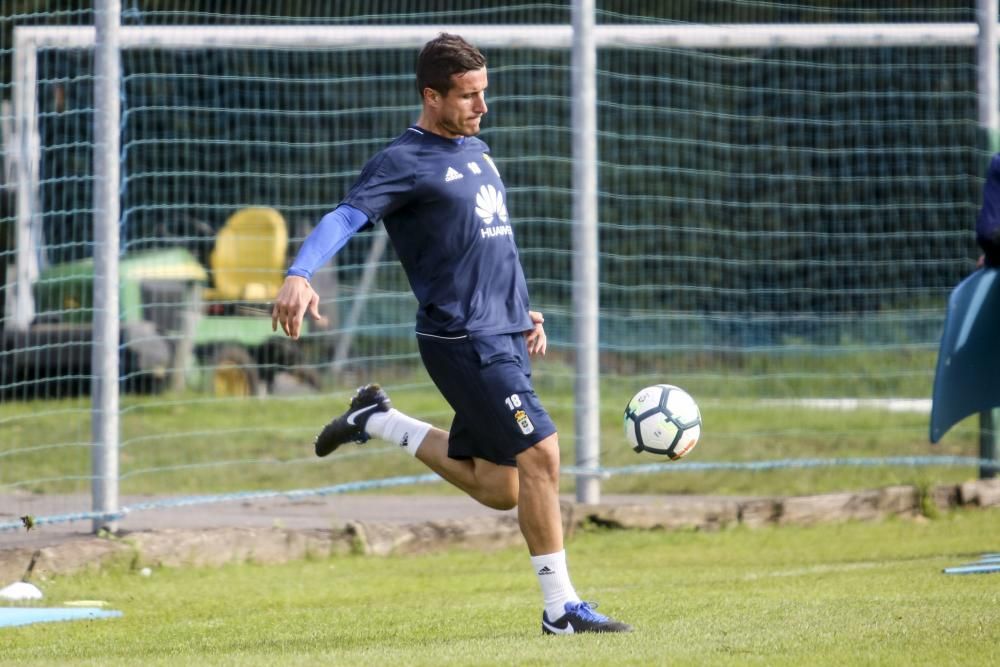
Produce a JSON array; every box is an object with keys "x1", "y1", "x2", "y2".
[{"x1": 525, "y1": 310, "x2": 547, "y2": 356}]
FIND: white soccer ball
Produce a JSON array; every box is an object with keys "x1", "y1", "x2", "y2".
[{"x1": 623, "y1": 384, "x2": 702, "y2": 459}]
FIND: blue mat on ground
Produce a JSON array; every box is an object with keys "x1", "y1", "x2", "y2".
[
  {"x1": 943, "y1": 553, "x2": 1000, "y2": 575},
  {"x1": 0, "y1": 607, "x2": 122, "y2": 628}
]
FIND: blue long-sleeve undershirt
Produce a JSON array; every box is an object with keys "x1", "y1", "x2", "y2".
[{"x1": 286, "y1": 205, "x2": 370, "y2": 280}]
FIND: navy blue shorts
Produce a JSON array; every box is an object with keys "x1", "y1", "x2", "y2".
[{"x1": 416, "y1": 332, "x2": 557, "y2": 467}]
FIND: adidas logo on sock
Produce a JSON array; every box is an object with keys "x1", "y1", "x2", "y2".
[
  {"x1": 400, "y1": 433, "x2": 409, "y2": 448},
  {"x1": 537, "y1": 566, "x2": 554, "y2": 576},
  {"x1": 445, "y1": 167, "x2": 463, "y2": 182}
]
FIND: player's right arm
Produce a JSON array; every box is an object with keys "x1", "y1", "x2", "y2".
[
  {"x1": 274, "y1": 143, "x2": 414, "y2": 339},
  {"x1": 272, "y1": 204, "x2": 369, "y2": 339}
]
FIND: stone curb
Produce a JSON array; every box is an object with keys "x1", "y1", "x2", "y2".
[{"x1": 1, "y1": 480, "x2": 997, "y2": 583}]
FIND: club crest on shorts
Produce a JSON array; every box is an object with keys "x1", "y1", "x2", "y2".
[{"x1": 514, "y1": 409, "x2": 535, "y2": 435}]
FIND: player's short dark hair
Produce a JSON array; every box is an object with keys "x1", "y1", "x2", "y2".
[{"x1": 416, "y1": 33, "x2": 486, "y2": 97}]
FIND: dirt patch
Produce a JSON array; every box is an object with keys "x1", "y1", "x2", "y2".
[{"x1": 2, "y1": 482, "x2": 998, "y2": 582}]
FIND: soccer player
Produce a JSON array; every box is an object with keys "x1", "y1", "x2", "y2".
[
  {"x1": 271, "y1": 33, "x2": 630, "y2": 635},
  {"x1": 976, "y1": 152, "x2": 1000, "y2": 268}
]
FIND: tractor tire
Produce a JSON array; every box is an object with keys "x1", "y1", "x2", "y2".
[{"x1": 210, "y1": 344, "x2": 260, "y2": 397}]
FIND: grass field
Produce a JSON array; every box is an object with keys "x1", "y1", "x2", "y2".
[
  {"x1": 2, "y1": 509, "x2": 998, "y2": 665},
  {"x1": 0, "y1": 366, "x2": 982, "y2": 502}
]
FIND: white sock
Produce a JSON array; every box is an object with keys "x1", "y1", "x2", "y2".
[
  {"x1": 365, "y1": 408, "x2": 430, "y2": 457},
  {"x1": 531, "y1": 550, "x2": 581, "y2": 620}
]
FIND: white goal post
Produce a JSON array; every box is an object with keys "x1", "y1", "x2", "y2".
[{"x1": 5, "y1": 15, "x2": 998, "y2": 523}]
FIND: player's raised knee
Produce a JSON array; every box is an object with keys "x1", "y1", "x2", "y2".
[
  {"x1": 484, "y1": 489, "x2": 518, "y2": 511},
  {"x1": 479, "y1": 468, "x2": 519, "y2": 510}
]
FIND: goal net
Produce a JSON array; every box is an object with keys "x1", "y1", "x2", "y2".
[{"x1": 0, "y1": 3, "x2": 988, "y2": 526}]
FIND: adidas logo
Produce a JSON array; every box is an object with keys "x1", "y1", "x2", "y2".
[
  {"x1": 445, "y1": 167, "x2": 463, "y2": 182},
  {"x1": 537, "y1": 566, "x2": 554, "y2": 576},
  {"x1": 400, "y1": 433, "x2": 409, "y2": 448}
]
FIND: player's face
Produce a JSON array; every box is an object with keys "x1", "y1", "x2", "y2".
[{"x1": 427, "y1": 67, "x2": 488, "y2": 138}]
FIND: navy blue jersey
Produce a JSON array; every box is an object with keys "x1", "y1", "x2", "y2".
[{"x1": 342, "y1": 127, "x2": 533, "y2": 336}]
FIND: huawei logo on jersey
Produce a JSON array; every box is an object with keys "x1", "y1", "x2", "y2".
[
  {"x1": 475, "y1": 184, "x2": 508, "y2": 225},
  {"x1": 476, "y1": 184, "x2": 513, "y2": 240}
]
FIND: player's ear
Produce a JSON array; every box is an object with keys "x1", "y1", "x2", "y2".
[{"x1": 422, "y1": 87, "x2": 440, "y2": 106}]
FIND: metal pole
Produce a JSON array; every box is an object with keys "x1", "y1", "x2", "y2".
[
  {"x1": 571, "y1": 0, "x2": 601, "y2": 504},
  {"x1": 10, "y1": 36, "x2": 41, "y2": 330},
  {"x1": 91, "y1": 0, "x2": 122, "y2": 533},
  {"x1": 331, "y1": 227, "x2": 388, "y2": 374},
  {"x1": 978, "y1": 0, "x2": 999, "y2": 150},
  {"x1": 977, "y1": 0, "x2": 1000, "y2": 479},
  {"x1": 981, "y1": 409, "x2": 999, "y2": 479},
  {"x1": 15, "y1": 23, "x2": 988, "y2": 52}
]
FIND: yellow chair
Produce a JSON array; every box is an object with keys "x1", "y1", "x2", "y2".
[{"x1": 204, "y1": 207, "x2": 288, "y2": 302}]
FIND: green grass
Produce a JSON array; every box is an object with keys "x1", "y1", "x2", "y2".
[
  {"x1": 2, "y1": 510, "x2": 998, "y2": 665},
  {"x1": 0, "y1": 353, "x2": 983, "y2": 499}
]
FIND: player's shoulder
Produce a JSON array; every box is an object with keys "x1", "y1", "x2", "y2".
[
  {"x1": 389, "y1": 127, "x2": 431, "y2": 147},
  {"x1": 465, "y1": 135, "x2": 491, "y2": 154},
  {"x1": 364, "y1": 130, "x2": 425, "y2": 172},
  {"x1": 387, "y1": 127, "x2": 456, "y2": 158}
]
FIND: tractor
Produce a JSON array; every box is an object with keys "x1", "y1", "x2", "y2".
[{"x1": 1, "y1": 207, "x2": 320, "y2": 399}]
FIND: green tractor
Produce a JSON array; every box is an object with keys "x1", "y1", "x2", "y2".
[{"x1": 1, "y1": 208, "x2": 320, "y2": 399}]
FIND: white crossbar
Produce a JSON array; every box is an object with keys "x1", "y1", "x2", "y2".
[{"x1": 13, "y1": 22, "x2": 980, "y2": 51}]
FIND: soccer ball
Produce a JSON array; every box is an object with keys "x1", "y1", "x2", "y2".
[{"x1": 623, "y1": 384, "x2": 702, "y2": 459}]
